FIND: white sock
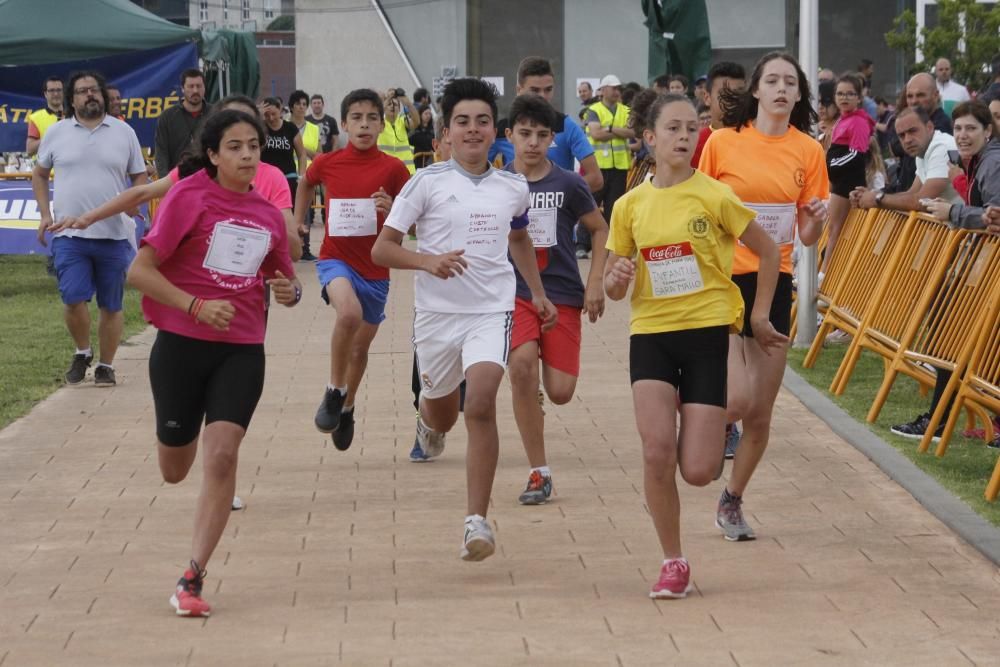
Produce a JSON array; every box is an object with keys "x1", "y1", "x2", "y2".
[
  {"x1": 76, "y1": 347, "x2": 92, "y2": 357},
  {"x1": 96, "y1": 362, "x2": 113, "y2": 370},
  {"x1": 663, "y1": 557, "x2": 687, "y2": 565},
  {"x1": 327, "y1": 383, "x2": 347, "y2": 395},
  {"x1": 465, "y1": 514, "x2": 485, "y2": 523},
  {"x1": 532, "y1": 466, "x2": 551, "y2": 477},
  {"x1": 342, "y1": 404, "x2": 354, "y2": 413}
]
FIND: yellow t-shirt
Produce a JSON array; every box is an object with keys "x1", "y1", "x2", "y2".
[
  {"x1": 607, "y1": 171, "x2": 755, "y2": 335},
  {"x1": 698, "y1": 123, "x2": 829, "y2": 275}
]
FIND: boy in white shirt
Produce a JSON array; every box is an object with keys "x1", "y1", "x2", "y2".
[{"x1": 372, "y1": 78, "x2": 556, "y2": 561}]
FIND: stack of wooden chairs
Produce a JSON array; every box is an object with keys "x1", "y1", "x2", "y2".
[{"x1": 798, "y1": 209, "x2": 1000, "y2": 501}]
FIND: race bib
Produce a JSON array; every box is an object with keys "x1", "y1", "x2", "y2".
[
  {"x1": 202, "y1": 222, "x2": 271, "y2": 278},
  {"x1": 328, "y1": 198, "x2": 377, "y2": 237},
  {"x1": 455, "y1": 208, "x2": 504, "y2": 255},
  {"x1": 527, "y1": 207, "x2": 557, "y2": 248},
  {"x1": 746, "y1": 203, "x2": 796, "y2": 245},
  {"x1": 641, "y1": 243, "x2": 704, "y2": 298}
]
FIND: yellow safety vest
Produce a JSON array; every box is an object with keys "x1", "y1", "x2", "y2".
[
  {"x1": 29, "y1": 107, "x2": 60, "y2": 138},
  {"x1": 377, "y1": 115, "x2": 416, "y2": 174},
  {"x1": 587, "y1": 102, "x2": 631, "y2": 170},
  {"x1": 296, "y1": 120, "x2": 320, "y2": 170}
]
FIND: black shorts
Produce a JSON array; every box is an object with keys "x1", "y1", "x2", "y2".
[
  {"x1": 826, "y1": 144, "x2": 868, "y2": 198},
  {"x1": 629, "y1": 325, "x2": 729, "y2": 407},
  {"x1": 733, "y1": 272, "x2": 794, "y2": 338},
  {"x1": 149, "y1": 330, "x2": 266, "y2": 446}
]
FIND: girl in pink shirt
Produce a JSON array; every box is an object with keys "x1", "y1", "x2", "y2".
[
  {"x1": 127, "y1": 109, "x2": 301, "y2": 618},
  {"x1": 824, "y1": 73, "x2": 875, "y2": 272}
]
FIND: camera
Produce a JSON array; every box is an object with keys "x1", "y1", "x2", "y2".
[{"x1": 394, "y1": 88, "x2": 406, "y2": 98}]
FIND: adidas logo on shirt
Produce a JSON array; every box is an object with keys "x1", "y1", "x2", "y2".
[{"x1": 446, "y1": 194, "x2": 459, "y2": 203}]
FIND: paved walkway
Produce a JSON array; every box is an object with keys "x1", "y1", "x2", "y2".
[{"x1": 2, "y1": 249, "x2": 999, "y2": 666}]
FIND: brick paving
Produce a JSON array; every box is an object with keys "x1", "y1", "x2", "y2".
[{"x1": 1, "y1": 249, "x2": 999, "y2": 666}]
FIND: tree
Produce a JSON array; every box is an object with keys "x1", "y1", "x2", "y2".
[
  {"x1": 266, "y1": 15, "x2": 294, "y2": 31},
  {"x1": 885, "y1": 0, "x2": 1000, "y2": 92}
]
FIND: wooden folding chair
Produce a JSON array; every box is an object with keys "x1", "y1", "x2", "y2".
[
  {"x1": 861, "y1": 231, "x2": 1000, "y2": 431},
  {"x1": 830, "y1": 214, "x2": 952, "y2": 396},
  {"x1": 803, "y1": 208, "x2": 911, "y2": 369}
]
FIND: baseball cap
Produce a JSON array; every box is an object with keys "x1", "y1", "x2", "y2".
[{"x1": 599, "y1": 74, "x2": 622, "y2": 89}]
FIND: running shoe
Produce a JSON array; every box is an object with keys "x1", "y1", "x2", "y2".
[
  {"x1": 93, "y1": 365, "x2": 116, "y2": 387},
  {"x1": 415, "y1": 417, "x2": 446, "y2": 458},
  {"x1": 231, "y1": 496, "x2": 244, "y2": 511},
  {"x1": 989, "y1": 434, "x2": 1000, "y2": 449},
  {"x1": 314, "y1": 387, "x2": 345, "y2": 433},
  {"x1": 169, "y1": 560, "x2": 211, "y2": 617},
  {"x1": 575, "y1": 248, "x2": 590, "y2": 259},
  {"x1": 409, "y1": 439, "x2": 430, "y2": 462},
  {"x1": 300, "y1": 251, "x2": 318, "y2": 262},
  {"x1": 716, "y1": 493, "x2": 756, "y2": 541},
  {"x1": 460, "y1": 515, "x2": 495, "y2": 561},
  {"x1": 890, "y1": 412, "x2": 943, "y2": 441},
  {"x1": 518, "y1": 470, "x2": 553, "y2": 505},
  {"x1": 65, "y1": 352, "x2": 93, "y2": 385},
  {"x1": 649, "y1": 558, "x2": 691, "y2": 599},
  {"x1": 724, "y1": 423, "x2": 741, "y2": 459},
  {"x1": 332, "y1": 407, "x2": 355, "y2": 451}
]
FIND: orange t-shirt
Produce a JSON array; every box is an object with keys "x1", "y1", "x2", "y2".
[{"x1": 698, "y1": 123, "x2": 829, "y2": 275}]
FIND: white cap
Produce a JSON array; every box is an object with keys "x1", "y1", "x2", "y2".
[{"x1": 599, "y1": 74, "x2": 622, "y2": 89}]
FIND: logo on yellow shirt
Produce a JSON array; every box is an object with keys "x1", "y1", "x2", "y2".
[{"x1": 688, "y1": 216, "x2": 710, "y2": 238}]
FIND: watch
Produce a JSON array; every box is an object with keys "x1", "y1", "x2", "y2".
[{"x1": 875, "y1": 191, "x2": 885, "y2": 208}]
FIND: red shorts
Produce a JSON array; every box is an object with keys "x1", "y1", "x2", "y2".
[{"x1": 510, "y1": 297, "x2": 582, "y2": 377}]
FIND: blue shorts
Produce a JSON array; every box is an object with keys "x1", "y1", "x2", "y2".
[
  {"x1": 317, "y1": 259, "x2": 390, "y2": 325},
  {"x1": 51, "y1": 236, "x2": 134, "y2": 312}
]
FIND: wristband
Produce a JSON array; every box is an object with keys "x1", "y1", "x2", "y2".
[
  {"x1": 187, "y1": 296, "x2": 198, "y2": 315},
  {"x1": 191, "y1": 298, "x2": 205, "y2": 322}
]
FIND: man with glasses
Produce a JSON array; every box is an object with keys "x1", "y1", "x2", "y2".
[
  {"x1": 26, "y1": 76, "x2": 64, "y2": 156},
  {"x1": 32, "y1": 71, "x2": 148, "y2": 387}
]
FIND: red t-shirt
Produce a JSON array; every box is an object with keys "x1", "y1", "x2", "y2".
[
  {"x1": 141, "y1": 170, "x2": 295, "y2": 344},
  {"x1": 305, "y1": 143, "x2": 410, "y2": 280},
  {"x1": 691, "y1": 126, "x2": 713, "y2": 168}
]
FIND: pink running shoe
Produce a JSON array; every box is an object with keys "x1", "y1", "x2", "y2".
[
  {"x1": 170, "y1": 560, "x2": 211, "y2": 617},
  {"x1": 649, "y1": 557, "x2": 691, "y2": 599}
]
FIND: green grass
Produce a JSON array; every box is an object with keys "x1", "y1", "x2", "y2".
[
  {"x1": 0, "y1": 255, "x2": 148, "y2": 429},
  {"x1": 787, "y1": 345, "x2": 1000, "y2": 527}
]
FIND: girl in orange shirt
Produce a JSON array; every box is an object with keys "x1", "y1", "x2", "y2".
[{"x1": 699, "y1": 52, "x2": 830, "y2": 542}]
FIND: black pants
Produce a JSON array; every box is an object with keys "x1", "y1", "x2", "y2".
[{"x1": 578, "y1": 168, "x2": 626, "y2": 251}]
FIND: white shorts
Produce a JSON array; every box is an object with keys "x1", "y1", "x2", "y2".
[{"x1": 413, "y1": 311, "x2": 513, "y2": 399}]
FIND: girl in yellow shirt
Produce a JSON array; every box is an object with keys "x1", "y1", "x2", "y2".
[{"x1": 604, "y1": 93, "x2": 786, "y2": 599}]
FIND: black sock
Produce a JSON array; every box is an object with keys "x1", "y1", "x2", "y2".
[{"x1": 721, "y1": 488, "x2": 741, "y2": 504}]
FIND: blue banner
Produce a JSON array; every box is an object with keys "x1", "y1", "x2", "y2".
[
  {"x1": 0, "y1": 42, "x2": 197, "y2": 152},
  {"x1": 0, "y1": 179, "x2": 146, "y2": 255}
]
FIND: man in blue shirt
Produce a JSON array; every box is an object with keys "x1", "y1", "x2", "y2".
[{"x1": 489, "y1": 57, "x2": 603, "y2": 195}]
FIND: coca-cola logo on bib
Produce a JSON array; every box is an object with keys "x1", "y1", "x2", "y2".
[{"x1": 641, "y1": 242, "x2": 693, "y2": 262}]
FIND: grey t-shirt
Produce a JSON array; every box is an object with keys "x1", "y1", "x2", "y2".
[
  {"x1": 37, "y1": 115, "x2": 146, "y2": 240},
  {"x1": 505, "y1": 162, "x2": 598, "y2": 307}
]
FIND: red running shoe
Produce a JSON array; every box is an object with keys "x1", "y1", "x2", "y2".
[
  {"x1": 170, "y1": 560, "x2": 211, "y2": 617},
  {"x1": 649, "y1": 557, "x2": 692, "y2": 599}
]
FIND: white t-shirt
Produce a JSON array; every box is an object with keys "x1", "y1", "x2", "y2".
[
  {"x1": 937, "y1": 79, "x2": 971, "y2": 104},
  {"x1": 916, "y1": 130, "x2": 963, "y2": 205},
  {"x1": 384, "y1": 160, "x2": 530, "y2": 314}
]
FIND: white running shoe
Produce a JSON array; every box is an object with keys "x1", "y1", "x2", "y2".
[
  {"x1": 231, "y1": 496, "x2": 244, "y2": 511},
  {"x1": 415, "y1": 417, "x2": 446, "y2": 458},
  {"x1": 460, "y1": 515, "x2": 495, "y2": 561}
]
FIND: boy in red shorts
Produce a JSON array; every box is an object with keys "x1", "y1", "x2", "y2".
[{"x1": 504, "y1": 95, "x2": 608, "y2": 503}]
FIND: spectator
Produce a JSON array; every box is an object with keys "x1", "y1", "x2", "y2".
[
  {"x1": 154, "y1": 69, "x2": 210, "y2": 177},
  {"x1": 308, "y1": 94, "x2": 340, "y2": 153},
  {"x1": 622, "y1": 81, "x2": 642, "y2": 107},
  {"x1": 980, "y1": 55, "x2": 1000, "y2": 100},
  {"x1": 668, "y1": 74, "x2": 689, "y2": 96},
  {"x1": 886, "y1": 73, "x2": 953, "y2": 193},
  {"x1": 892, "y1": 100, "x2": 999, "y2": 444},
  {"x1": 378, "y1": 87, "x2": 418, "y2": 174},
  {"x1": 651, "y1": 74, "x2": 670, "y2": 95},
  {"x1": 935, "y1": 57, "x2": 970, "y2": 116},
  {"x1": 32, "y1": 70, "x2": 149, "y2": 387},
  {"x1": 874, "y1": 96, "x2": 892, "y2": 153},
  {"x1": 289, "y1": 90, "x2": 320, "y2": 161},
  {"x1": 818, "y1": 68, "x2": 835, "y2": 83},
  {"x1": 583, "y1": 74, "x2": 634, "y2": 258},
  {"x1": 851, "y1": 105, "x2": 961, "y2": 212},
  {"x1": 260, "y1": 97, "x2": 309, "y2": 258},
  {"x1": 107, "y1": 85, "x2": 124, "y2": 120},
  {"x1": 693, "y1": 75, "x2": 709, "y2": 105},
  {"x1": 26, "y1": 75, "x2": 63, "y2": 156},
  {"x1": 697, "y1": 103, "x2": 711, "y2": 128},
  {"x1": 691, "y1": 60, "x2": 746, "y2": 167},
  {"x1": 858, "y1": 58, "x2": 874, "y2": 86},
  {"x1": 577, "y1": 80, "x2": 596, "y2": 124},
  {"x1": 860, "y1": 78, "x2": 878, "y2": 121},
  {"x1": 408, "y1": 107, "x2": 435, "y2": 168}
]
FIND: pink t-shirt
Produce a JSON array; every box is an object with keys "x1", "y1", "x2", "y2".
[
  {"x1": 141, "y1": 169, "x2": 296, "y2": 344},
  {"x1": 168, "y1": 161, "x2": 292, "y2": 210},
  {"x1": 831, "y1": 109, "x2": 875, "y2": 153}
]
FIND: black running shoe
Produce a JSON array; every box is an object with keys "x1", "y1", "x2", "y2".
[
  {"x1": 315, "y1": 387, "x2": 345, "y2": 433},
  {"x1": 65, "y1": 353, "x2": 93, "y2": 385},
  {"x1": 94, "y1": 365, "x2": 116, "y2": 387},
  {"x1": 332, "y1": 407, "x2": 355, "y2": 451},
  {"x1": 890, "y1": 412, "x2": 943, "y2": 441}
]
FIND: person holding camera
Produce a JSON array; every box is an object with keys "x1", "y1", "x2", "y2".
[{"x1": 378, "y1": 87, "x2": 419, "y2": 174}]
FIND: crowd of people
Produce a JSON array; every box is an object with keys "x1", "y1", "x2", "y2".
[{"x1": 20, "y1": 47, "x2": 1000, "y2": 617}]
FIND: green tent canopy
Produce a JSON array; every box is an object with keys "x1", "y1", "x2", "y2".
[
  {"x1": 642, "y1": 0, "x2": 712, "y2": 85},
  {"x1": 0, "y1": 0, "x2": 198, "y2": 66}
]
